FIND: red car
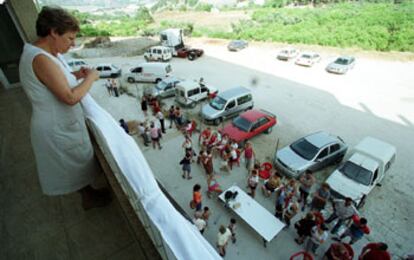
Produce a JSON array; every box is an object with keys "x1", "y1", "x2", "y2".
[
  {"x1": 219, "y1": 109, "x2": 277, "y2": 146},
  {"x1": 176, "y1": 47, "x2": 204, "y2": 61}
]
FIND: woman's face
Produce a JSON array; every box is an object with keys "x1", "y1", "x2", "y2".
[{"x1": 52, "y1": 30, "x2": 77, "y2": 54}]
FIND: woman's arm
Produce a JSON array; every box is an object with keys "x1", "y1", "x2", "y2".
[{"x1": 33, "y1": 55, "x2": 98, "y2": 106}]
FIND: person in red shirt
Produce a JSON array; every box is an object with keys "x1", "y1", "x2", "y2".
[
  {"x1": 359, "y1": 242, "x2": 391, "y2": 260},
  {"x1": 334, "y1": 215, "x2": 370, "y2": 245},
  {"x1": 199, "y1": 127, "x2": 211, "y2": 147},
  {"x1": 192, "y1": 184, "x2": 202, "y2": 211},
  {"x1": 324, "y1": 242, "x2": 353, "y2": 260}
]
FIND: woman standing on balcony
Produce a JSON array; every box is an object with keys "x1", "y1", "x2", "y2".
[{"x1": 19, "y1": 6, "x2": 111, "y2": 210}]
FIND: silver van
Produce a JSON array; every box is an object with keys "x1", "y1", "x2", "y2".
[{"x1": 201, "y1": 86, "x2": 253, "y2": 125}]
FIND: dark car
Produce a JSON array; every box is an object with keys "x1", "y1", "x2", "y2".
[
  {"x1": 274, "y1": 131, "x2": 348, "y2": 178},
  {"x1": 176, "y1": 47, "x2": 204, "y2": 61},
  {"x1": 227, "y1": 40, "x2": 248, "y2": 52},
  {"x1": 219, "y1": 109, "x2": 277, "y2": 146}
]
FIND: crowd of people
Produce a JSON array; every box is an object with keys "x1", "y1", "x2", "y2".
[{"x1": 121, "y1": 95, "x2": 393, "y2": 259}]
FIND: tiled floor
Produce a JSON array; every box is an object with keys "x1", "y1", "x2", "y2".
[{"x1": 0, "y1": 87, "x2": 146, "y2": 260}]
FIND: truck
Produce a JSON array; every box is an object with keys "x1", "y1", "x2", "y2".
[
  {"x1": 326, "y1": 137, "x2": 396, "y2": 209},
  {"x1": 160, "y1": 28, "x2": 204, "y2": 61}
]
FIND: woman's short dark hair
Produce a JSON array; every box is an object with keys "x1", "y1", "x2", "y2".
[{"x1": 36, "y1": 6, "x2": 80, "y2": 37}]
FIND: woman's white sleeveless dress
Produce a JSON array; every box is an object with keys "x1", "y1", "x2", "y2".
[{"x1": 19, "y1": 43, "x2": 97, "y2": 195}]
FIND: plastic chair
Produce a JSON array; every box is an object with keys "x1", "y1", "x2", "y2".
[{"x1": 259, "y1": 162, "x2": 272, "y2": 180}]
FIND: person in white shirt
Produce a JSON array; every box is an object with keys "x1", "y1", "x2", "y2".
[
  {"x1": 193, "y1": 214, "x2": 207, "y2": 234},
  {"x1": 155, "y1": 110, "x2": 166, "y2": 134},
  {"x1": 326, "y1": 197, "x2": 358, "y2": 235},
  {"x1": 217, "y1": 225, "x2": 232, "y2": 257},
  {"x1": 305, "y1": 224, "x2": 329, "y2": 255}
]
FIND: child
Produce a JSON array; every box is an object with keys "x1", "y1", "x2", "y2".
[
  {"x1": 192, "y1": 184, "x2": 202, "y2": 211},
  {"x1": 228, "y1": 218, "x2": 237, "y2": 243},
  {"x1": 202, "y1": 206, "x2": 211, "y2": 224},
  {"x1": 217, "y1": 225, "x2": 232, "y2": 257},
  {"x1": 180, "y1": 151, "x2": 193, "y2": 180},
  {"x1": 207, "y1": 174, "x2": 223, "y2": 198},
  {"x1": 306, "y1": 224, "x2": 329, "y2": 255},
  {"x1": 193, "y1": 211, "x2": 207, "y2": 234},
  {"x1": 247, "y1": 164, "x2": 260, "y2": 198},
  {"x1": 284, "y1": 199, "x2": 299, "y2": 227}
]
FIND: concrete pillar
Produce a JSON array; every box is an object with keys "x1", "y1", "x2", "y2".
[{"x1": 7, "y1": 0, "x2": 38, "y2": 43}]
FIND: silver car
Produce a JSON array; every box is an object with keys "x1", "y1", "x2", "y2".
[
  {"x1": 274, "y1": 131, "x2": 348, "y2": 178},
  {"x1": 144, "y1": 77, "x2": 181, "y2": 99},
  {"x1": 326, "y1": 56, "x2": 355, "y2": 74}
]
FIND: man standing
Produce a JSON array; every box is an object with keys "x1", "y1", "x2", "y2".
[
  {"x1": 298, "y1": 170, "x2": 316, "y2": 211},
  {"x1": 138, "y1": 122, "x2": 150, "y2": 147},
  {"x1": 326, "y1": 197, "x2": 358, "y2": 235},
  {"x1": 105, "y1": 78, "x2": 112, "y2": 96},
  {"x1": 359, "y1": 242, "x2": 391, "y2": 260},
  {"x1": 156, "y1": 110, "x2": 166, "y2": 134}
]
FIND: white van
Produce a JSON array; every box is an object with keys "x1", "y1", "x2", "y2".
[
  {"x1": 125, "y1": 62, "x2": 172, "y2": 83},
  {"x1": 144, "y1": 46, "x2": 173, "y2": 62},
  {"x1": 175, "y1": 80, "x2": 218, "y2": 108},
  {"x1": 67, "y1": 59, "x2": 88, "y2": 71},
  {"x1": 201, "y1": 87, "x2": 253, "y2": 125}
]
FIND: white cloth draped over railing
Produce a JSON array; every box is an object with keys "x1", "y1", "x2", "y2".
[{"x1": 81, "y1": 94, "x2": 221, "y2": 260}]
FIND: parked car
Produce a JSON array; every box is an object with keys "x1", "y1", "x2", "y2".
[
  {"x1": 67, "y1": 59, "x2": 88, "y2": 71},
  {"x1": 175, "y1": 80, "x2": 218, "y2": 108},
  {"x1": 201, "y1": 87, "x2": 253, "y2": 125},
  {"x1": 274, "y1": 131, "x2": 348, "y2": 178},
  {"x1": 144, "y1": 76, "x2": 181, "y2": 99},
  {"x1": 326, "y1": 56, "x2": 355, "y2": 74},
  {"x1": 125, "y1": 63, "x2": 172, "y2": 83},
  {"x1": 277, "y1": 47, "x2": 299, "y2": 61},
  {"x1": 176, "y1": 47, "x2": 204, "y2": 61},
  {"x1": 295, "y1": 52, "x2": 321, "y2": 67},
  {"x1": 95, "y1": 63, "x2": 122, "y2": 78},
  {"x1": 144, "y1": 46, "x2": 172, "y2": 62},
  {"x1": 219, "y1": 109, "x2": 277, "y2": 146},
  {"x1": 326, "y1": 137, "x2": 396, "y2": 209},
  {"x1": 227, "y1": 40, "x2": 248, "y2": 52}
]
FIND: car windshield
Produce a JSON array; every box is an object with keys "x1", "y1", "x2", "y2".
[
  {"x1": 290, "y1": 138, "x2": 319, "y2": 160},
  {"x1": 156, "y1": 81, "x2": 167, "y2": 90},
  {"x1": 232, "y1": 116, "x2": 252, "y2": 132},
  {"x1": 111, "y1": 65, "x2": 119, "y2": 70},
  {"x1": 335, "y1": 58, "x2": 350, "y2": 65},
  {"x1": 209, "y1": 96, "x2": 227, "y2": 110},
  {"x1": 339, "y1": 161, "x2": 373, "y2": 186},
  {"x1": 302, "y1": 54, "x2": 311, "y2": 59}
]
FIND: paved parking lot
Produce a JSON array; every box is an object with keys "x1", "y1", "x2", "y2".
[{"x1": 83, "y1": 40, "x2": 414, "y2": 258}]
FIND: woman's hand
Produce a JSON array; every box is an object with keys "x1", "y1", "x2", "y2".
[{"x1": 85, "y1": 69, "x2": 99, "y2": 81}]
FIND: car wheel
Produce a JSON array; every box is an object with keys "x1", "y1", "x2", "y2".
[
  {"x1": 127, "y1": 77, "x2": 135, "y2": 83},
  {"x1": 214, "y1": 117, "x2": 222, "y2": 126},
  {"x1": 265, "y1": 126, "x2": 273, "y2": 134},
  {"x1": 190, "y1": 102, "x2": 197, "y2": 109},
  {"x1": 188, "y1": 53, "x2": 195, "y2": 61}
]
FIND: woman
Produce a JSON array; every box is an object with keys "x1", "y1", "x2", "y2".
[{"x1": 19, "y1": 6, "x2": 110, "y2": 209}]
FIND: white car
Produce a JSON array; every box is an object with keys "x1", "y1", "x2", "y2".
[
  {"x1": 144, "y1": 46, "x2": 173, "y2": 62},
  {"x1": 295, "y1": 52, "x2": 321, "y2": 67},
  {"x1": 326, "y1": 137, "x2": 396, "y2": 209},
  {"x1": 95, "y1": 64, "x2": 122, "y2": 78},
  {"x1": 277, "y1": 47, "x2": 299, "y2": 61},
  {"x1": 67, "y1": 59, "x2": 88, "y2": 71}
]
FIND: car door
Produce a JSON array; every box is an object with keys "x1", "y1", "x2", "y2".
[
  {"x1": 131, "y1": 67, "x2": 142, "y2": 81},
  {"x1": 250, "y1": 117, "x2": 269, "y2": 138},
  {"x1": 103, "y1": 66, "x2": 112, "y2": 77},
  {"x1": 327, "y1": 143, "x2": 343, "y2": 164},
  {"x1": 223, "y1": 99, "x2": 236, "y2": 118},
  {"x1": 312, "y1": 146, "x2": 329, "y2": 170}
]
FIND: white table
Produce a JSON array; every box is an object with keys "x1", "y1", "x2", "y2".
[{"x1": 219, "y1": 185, "x2": 285, "y2": 244}]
